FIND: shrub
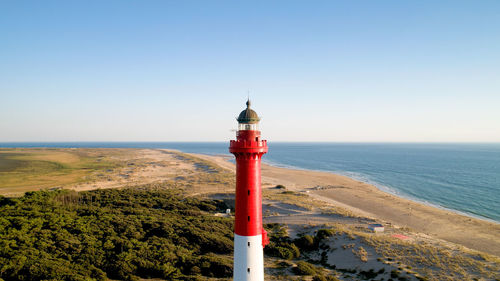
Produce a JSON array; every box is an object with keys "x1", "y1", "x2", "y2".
[
  {"x1": 295, "y1": 235, "x2": 317, "y2": 251},
  {"x1": 293, "y1": 261, "x2": 319, "y2": 275},
  {"x1": 316, "y1": 229, "x2": 335, "y2": 241},
  {"x1": 289, "y1": 243, "x2": 301, "y2": 258},
  {"x1": 359, "y1": 268, "x2": 378, "y2": 279},
  {"x1": 276, "y1": 261, "x2": 293, "y2": 268},
  {"x1": 199, "y1": 255, "x2": 232, "y2": 278},
  {"x1": 264, "y1": 223, "x2": 289, "y2": 240},
  {"x1": 391, "y1": 270, "x2": 401, "y2": 278},
  {"x1": 312, "y1": 275, "x2": 327, "y2": 281},
  {"x1": 353, "y1": 246, "x2": 368, "y2": 262},
  {"x1": 271, "y1": 246, "x2": 294, "y2": 260},
  {"x1": 265, "y1": 242, "x2": 300, "y2": 259},
  {"x1": 264, "y1": 223, "x2": 300, "y2": 259}
]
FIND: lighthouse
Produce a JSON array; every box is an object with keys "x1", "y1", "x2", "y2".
[{"x1": 229, "y1": 100, "x2": 268, "y2": 281}]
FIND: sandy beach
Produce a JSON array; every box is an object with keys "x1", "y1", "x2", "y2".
[
  {"x1": 2, "y1": 148, "x2": 499, "y2": 279},
  {"x1": 198, "y1": 153, "x2": 500, "y2": 257},
  {"x1": 2, "y1": 147, "x2": 498, "y2": 259}
]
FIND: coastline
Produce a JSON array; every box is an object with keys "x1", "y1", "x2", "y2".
[
  {"x1": 2, "y1": 147, "x2": 499, "y2": 257},
  {"x1": 195, "y1": 153, "x2": 500, "y2": 257},
  {"x1": 265, "y1": 158, "x2": 500, "y2": 225}
]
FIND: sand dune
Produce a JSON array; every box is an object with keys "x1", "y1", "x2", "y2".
[{"x1": 197, "y1": 153, "x2": 500, "y2": 257}]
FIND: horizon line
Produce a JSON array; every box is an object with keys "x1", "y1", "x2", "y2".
[{"x1": 1, "y1": 141, "x2": 499, "y2": 144}]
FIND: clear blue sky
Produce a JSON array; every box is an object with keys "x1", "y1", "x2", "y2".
[{"x1": 1, "y1": 0, "x2": 499, "y2": 142}]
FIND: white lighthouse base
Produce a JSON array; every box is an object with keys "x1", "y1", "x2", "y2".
[{"x1": 233, "y1": 234, "x2": 264, "y2": 281}]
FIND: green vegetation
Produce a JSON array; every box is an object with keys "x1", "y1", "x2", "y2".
[
  {"x1": 0, "y1": 187, "x2": 234, "y2": 280},
  {"x1": 0, "y1": 149, "x2": 121, "y2": 195},
  {"x1": 293, "y1": 261, "x2": 321, "y2": 275},
  {"x1": 0, "y1": 153, "x2": 26, "y2": 172},
  {"x1": 264, "y1": 224, "x2": 300, "y2": 260},
  {"x1": 264, "y1": 224, "x2": 343, "y2": 279},
  {"x1": 264, "y1": 225, "x2": 334, "y2": 258},
  {"x1": 315, "y1": 229, "x2": 335, "y2": 241},
  {"x1": 294, "y1": 235, "x2": 316, "y2": 251}
]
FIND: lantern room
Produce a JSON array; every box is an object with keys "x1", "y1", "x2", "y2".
[{"x1": 237, "y1": 100, "x2": 260, "y2": 131}]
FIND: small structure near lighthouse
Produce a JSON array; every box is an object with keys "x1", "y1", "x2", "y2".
[{"x1": 229, "y1": 100, "x2": 268, "y2": 281}]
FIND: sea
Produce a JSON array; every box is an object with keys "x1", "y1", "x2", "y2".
[{"x1": 1, "y1": 142, "x2": 499, "y2": 223}]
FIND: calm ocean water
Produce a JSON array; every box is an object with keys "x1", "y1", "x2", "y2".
[{"x1": 1, "y1": 142, "x2": 499, "y2": 223}]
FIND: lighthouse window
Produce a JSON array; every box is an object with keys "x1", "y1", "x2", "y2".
[
  {"x1": 248, "y1": 242, "x2": 250, "y2": 247},
  {"x1": 248, "y1": 216, "x2": 250, "y2": 221},
  {"x1": 238, "y1": 123, "x2": 258, "y2": 131},
  {"x1": 248, "y1": 190, "x2": 250, "y2": 195},
  {"x1": 247, "y1": 268, "x2": 250, "y2": 273}
]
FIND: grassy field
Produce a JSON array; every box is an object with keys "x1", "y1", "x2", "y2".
[{"x1": 0, "y1": 148, "x2": 123, "y2": 195}]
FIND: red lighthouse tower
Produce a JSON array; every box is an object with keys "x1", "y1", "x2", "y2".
[{"x1": 229, "y1": 100, "x2": 268, "y2": 281}]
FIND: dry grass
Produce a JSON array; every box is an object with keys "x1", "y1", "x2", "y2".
[
  {"x1": 354, "y1": 229, "x2": 500, "y2": 280},
  {"x1": 262, "y1": 186, "x2": 358, "y2": 219},
  {"x1": 163, "y1": 151, "x2": 235, "y2": 197},
  {"x1": 0, "y1": 148, "x2": 126, "y2": 195},
  {"x1": 352, "y1": 246, "x2": 368, "y2": 262},
  {"x1": 262, "y1": 189, "x2": 315, "y2": 211}
]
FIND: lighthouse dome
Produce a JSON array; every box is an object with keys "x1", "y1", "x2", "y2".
[{"x1": 237, "y1": 100, "x2": 260, "y2": 124}]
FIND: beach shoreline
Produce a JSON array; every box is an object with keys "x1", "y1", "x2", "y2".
[
  {"x1": 2, "y1": 147, "x2": 499, "y2": 257},
  {"x1": 265, "y1": 158, "x2": 500, "y2": 225},
  {"x1": 194, "y1": 152, "x2": 500, "y2": 257},
  {"x1": 208, "y1": 153, "x2": 500, "y2": 225}
]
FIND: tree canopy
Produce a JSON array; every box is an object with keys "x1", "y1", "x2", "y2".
[{"x1": 0, "y1": 187, "x2": 234, "y2": 281}]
